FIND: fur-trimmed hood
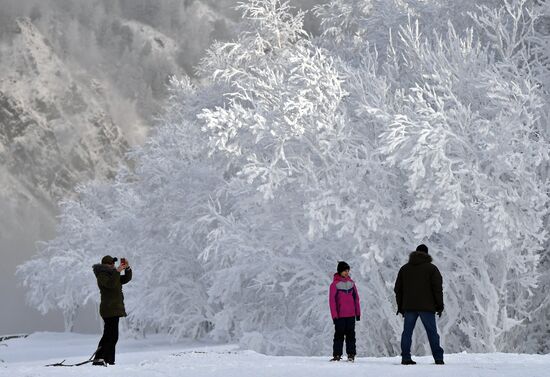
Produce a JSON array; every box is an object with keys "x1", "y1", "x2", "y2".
[
  {"x1": 92, "y1": 263, "x2": 115, "y2": 276},
  {"x1": 408, "y1": 251, "x2": 433, "y2": 265}
]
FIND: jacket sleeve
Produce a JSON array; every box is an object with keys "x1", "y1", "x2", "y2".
[
  {"x1": 120, "y1": 268, "x2": 132, "y2": 285},
  {"x1": 394, "y1": 268, "x2": 403, "y2": 312},
  {"x1": 96, "y1": 271, "x2": 119, "y2": 289},
  {"x1": 329, "y1": 282, "x2": 338, "y2": 319},
  {"x1": 353, "y1": 284, "x2": 361, "y2": 318},
  {"x1": 431, "y1": 266, "x2": 444, "y2": 312}
]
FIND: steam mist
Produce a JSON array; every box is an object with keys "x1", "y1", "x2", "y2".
[{"x1": 0, "y1": 0, "x2": 326, "y2": 335}]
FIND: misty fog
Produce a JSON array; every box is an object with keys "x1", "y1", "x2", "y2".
[{"x1": 0, "y1": 0, "x2": 326, "y2": 335}]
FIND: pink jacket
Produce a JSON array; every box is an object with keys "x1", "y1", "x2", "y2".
[{"x1": 329, "y1": 273, "x2": 361, "y2": 319}]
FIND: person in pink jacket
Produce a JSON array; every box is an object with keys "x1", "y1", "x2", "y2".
[{"x1": 329, "y1": 261, "x2": 361, "y2": 362}]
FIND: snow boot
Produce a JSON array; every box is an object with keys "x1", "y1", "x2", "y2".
[
  {"x1": 347, "y1": 354, "x2": 355, "y2": 362},
  {"x1": 401, "y1": 359, "x2": 417, "y2": 365},
  {"x1": 92, "y1": 359, "x2": 107, "y2": 367},
  {"x1": 330, "y1": 355, "x2": 342, "y2": 362},
  {"x1": 435, "y1": 360, "x2": 445, "y2": 365}
]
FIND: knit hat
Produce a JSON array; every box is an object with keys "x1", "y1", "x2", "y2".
[
  {"x1": 101, "y1": 255, "x2": 118, "y2": 264},
  {"x1": 416, "y1": 244, "x2": 429, "y2": 254},
  {"x1": 337, "y1": 261, "x2": 350, "y2": 274}
]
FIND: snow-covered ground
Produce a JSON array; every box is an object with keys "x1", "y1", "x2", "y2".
[{"x1": 1, "y1": 332, "x2": 549, "y2": 377}]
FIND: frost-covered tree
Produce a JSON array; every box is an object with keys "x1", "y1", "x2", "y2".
[
  {"x1": 195, "y1": 0, "x2": 357, "y2": 354},
  {"x1": 118, "y1": 77, "x2": 227, "y2": 339},
  {"x1": 19, "y1": 0, "x2": 550, "y2": 356},
  {"x1": 193, "y1": 0, "x2": 548, "y2": 354},
  {"x1": 317, "y1": 0, "x2": 549, "y2": 353},
  {"x1": 16, "y1": 77, "x2": 226, "y2": 338},
  {"x1": 505, "y1": 0, "x2": 550, "y2": 353},
  {"x1": 16, "y1": 183, "x2": 121, "y2": 331}
]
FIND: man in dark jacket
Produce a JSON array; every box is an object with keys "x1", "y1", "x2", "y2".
[
  {"x1": 92, "y1": 255, "x2": 132, "y2": 366},
  {"x1": 394, "y1": 244, "x2": 444, "y2": 365}
]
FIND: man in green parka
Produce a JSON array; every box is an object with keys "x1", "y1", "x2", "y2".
[{"x1": 92, "y1": 255, "x2": 132, "y2": 366}]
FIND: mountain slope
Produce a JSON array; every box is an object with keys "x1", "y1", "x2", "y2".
[
  {"x1": 0, "y1": 17, "x2": 134, "y2": 335},
  {"x1": 0, "y1": 18, "x2": 130, "y2": 237}
]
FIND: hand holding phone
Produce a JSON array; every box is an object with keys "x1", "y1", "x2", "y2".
[{"x1": 116, "y1": 258, "x2": 128, "y2": 272}]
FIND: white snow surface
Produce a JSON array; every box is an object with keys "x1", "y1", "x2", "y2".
[{"x1": 1, "y1": 332, "x2": 549, "y2": 377}]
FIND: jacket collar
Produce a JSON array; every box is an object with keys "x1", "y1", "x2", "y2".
[
  {"x1": 333, "y1": 272, "x2": 353, "y2": 282},
  {"x1": 93, "y1": 263, "x2": 116, "y2": 275}
]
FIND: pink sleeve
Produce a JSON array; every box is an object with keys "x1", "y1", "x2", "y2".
[
  {"x1": 354, "y1": 285, "x2": 361, "y2": 317},
  {"x1": 329, "y1": 283, "x2": 338, "y2": 319}
]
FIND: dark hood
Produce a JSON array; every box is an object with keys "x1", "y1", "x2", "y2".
[
  {"x1": 408, "y1": 251, "x2": 433, "y2": 265},
  {"x1": 93, "y1": 263, "x2": 115, "y2": 276}
]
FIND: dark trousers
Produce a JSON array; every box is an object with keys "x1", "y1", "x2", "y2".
[
  {"x1": 333, "y1": 317, "x2": 356, "y2": 356},
  {"x1": 401, "y1": 311, "x2": 444, "y2": 361},
  {"x1": 95, "y1": 316, "x2": 119, "y2": 364}
]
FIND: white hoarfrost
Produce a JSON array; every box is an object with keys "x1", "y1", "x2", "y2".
[{"x1": 17, "y1": 0, "x2": 550, "y2": 356}]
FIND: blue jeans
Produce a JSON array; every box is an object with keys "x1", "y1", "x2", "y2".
[{"x1": 401, "y1": 311, "x2": 444, "y2": 361}]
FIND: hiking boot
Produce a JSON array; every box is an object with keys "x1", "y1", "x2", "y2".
[
  {"x1": 92, "y1": 358, "x2": 107, "y2": 366},
  {"x1": 401, "y1": 359, "x2": 417, "y2": 365},
  {"x1": 347, "y1": 354, "x2": 355, "y2": 362},
  {"x1": 435, "y1": 360, "x2": 445, "y2": 365},
  {"x1": 330, "y1": 355, "x2": 342, "y2": 362}
]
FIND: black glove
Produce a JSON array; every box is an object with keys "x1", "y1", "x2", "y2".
[
  {"x1": 396, "y1": 309, "x2": 404, "y2": 317},
  {"x1": 333, "y1": 318, "x2": 337, "y2": 325},
  {"x1": 355, "y1": 316, "x2": 360, "y2": 321},
  {"x1": 436, "y1": 311, "x2": 442, "y2": 318}
]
